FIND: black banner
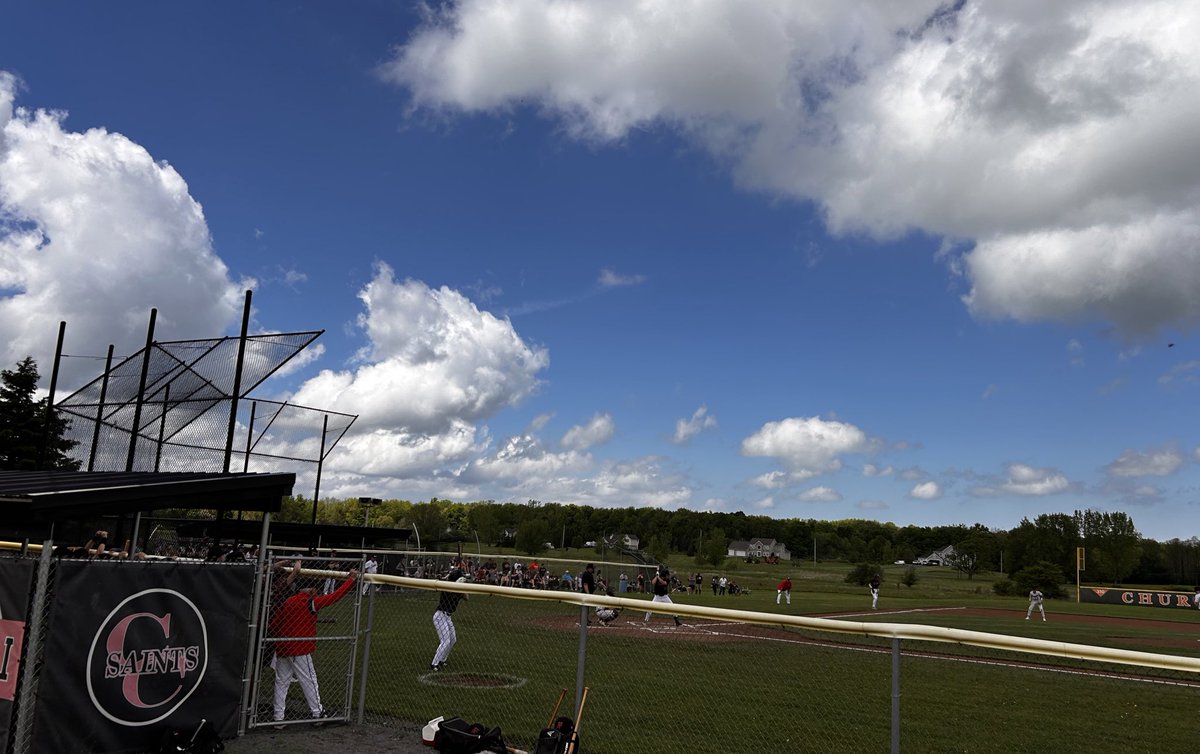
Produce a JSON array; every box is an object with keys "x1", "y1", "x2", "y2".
[
  {"x1": 0, "y1": 557, "x2": 36, "y2": 753},
  {"x1": 32, "y1": 560, "x2": 254, "y2": 753},
  {"x1": 1079, "y1": 586, "x2": 1194, "y2": 609}
]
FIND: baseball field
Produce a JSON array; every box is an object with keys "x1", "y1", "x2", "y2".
[{"x1": 255, "y1": 560, "x2": 1200, "y2": 754}]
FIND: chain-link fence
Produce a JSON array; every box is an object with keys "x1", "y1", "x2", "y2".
[
  {"x1": 247, "y1": 555, "x2": 363, "y2": 732},
  {"x1": 3, "y1": 547, "x2": 52, "y2": 754},
  {"x1": 7, "y1": 545, "x2": 1200, "y2": 752},
  {"x1": 349, "y1": 569, "x2": 1200, "y2": 754},
  {"x1": 54, "y1": 332, "x2": 356, "y2": 476}
]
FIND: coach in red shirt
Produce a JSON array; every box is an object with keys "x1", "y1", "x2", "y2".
[{"x1": 269, "y1": 568, "x2": 358, "y2": 726}]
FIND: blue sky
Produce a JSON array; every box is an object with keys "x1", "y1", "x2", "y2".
[{"x1": 3, "y1": 1, "x2": 1200, "y2": 540}]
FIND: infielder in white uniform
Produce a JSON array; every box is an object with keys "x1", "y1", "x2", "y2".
[
  {"x1": 869, "y1": 575, "x2": 881, "y2": 609},
  {"x1": 431, "y1": 559, "x2": 468, "y2": 670},
  {"x1": 1026, "y1": 588, "x2": 1046, "y2": 621}
]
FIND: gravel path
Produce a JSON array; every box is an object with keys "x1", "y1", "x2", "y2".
[{"x1": 223, "y1": 721, "x2": 432, "y2": 754}]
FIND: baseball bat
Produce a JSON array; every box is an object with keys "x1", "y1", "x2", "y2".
[
  {"x1": 565, "y1": 686, "x2": 590, "y2": 754},
  {"x1": 547, "y1": 687, "x2": 567, "y2": 728}
]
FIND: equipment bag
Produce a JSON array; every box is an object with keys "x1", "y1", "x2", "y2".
[
  {"x1": 534, "y1": 715, "x2": 579, "y2": 754},
  {"x1": 434, "y1": 716, "x2": 508, "y2": 754},
  {"x1": 157, "y1": 718, "x2": 224, "y2": 754}
]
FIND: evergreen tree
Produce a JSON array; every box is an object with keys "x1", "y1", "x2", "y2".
[{"x1": 0, "y1": 357, "x2": 81, "y2": 471}]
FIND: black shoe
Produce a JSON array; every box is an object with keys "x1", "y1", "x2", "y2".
[
  {"x1": 430, "y1": 664, "x2": 442, "y2": 672},
  {"x1": 674, "y1": 618, "x2": 682, "y2": 626}
]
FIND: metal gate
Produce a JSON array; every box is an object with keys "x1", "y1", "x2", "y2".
[{"x1": 247, "y1": 554, "x2": 362, "y2": 730}]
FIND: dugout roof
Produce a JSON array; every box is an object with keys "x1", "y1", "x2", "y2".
[
  {"x1": 173, "y1": 518, "x2": 412, "y2": 548},
  {"x1": 0, "y1": 470, "x2": 296, "y2": 523}
]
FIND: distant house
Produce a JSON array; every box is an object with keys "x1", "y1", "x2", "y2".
[
  {"x1": 916, "y1": 545, "x2": 956, "y2": 566},
  {"x1": 727, "y1": 537, "x2": 792, "y2": 561},
  {"x1": 603, "y1": 534, "x2": 641, "y2": 551}
]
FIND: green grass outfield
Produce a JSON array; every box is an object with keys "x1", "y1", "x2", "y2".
[{"x1": 297, "y1": 567, "x2": 1200, "y2": 754}]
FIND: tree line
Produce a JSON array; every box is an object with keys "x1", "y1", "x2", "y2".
[{"x1": 276, "y1": 494, "x2": 1200, "y2": 588}]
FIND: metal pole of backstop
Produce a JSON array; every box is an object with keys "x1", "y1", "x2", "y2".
[
  {"x1": 125, "y1": 308, "x2": 157, "y2": 472},
  {"x1": 223, "y1": 290, "x2": 252, "y2": 473},
  {"x1": 37, "y1": 321, "x2": 66, "y2": 470},
  {"x1": 891, "y1": 637, "x2": 901, "y2": 754},
  {"x1": 87, "y1": 345, "x2": 115, "y2": 472},
  {"x1": 575, "y1": 606, "x2": 588, "y2": 720},
  {"x1": 310, "y1": 414, "x2": 328, "y2": 531}
]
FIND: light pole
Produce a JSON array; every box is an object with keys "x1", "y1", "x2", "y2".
[{"x1": 358, "y1": 497, "x2": 382, "y2": 527}]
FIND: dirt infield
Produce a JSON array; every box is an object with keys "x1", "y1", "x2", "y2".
[{"x1": 533, "y1": 605, "x2": 1200, "y2": 650}]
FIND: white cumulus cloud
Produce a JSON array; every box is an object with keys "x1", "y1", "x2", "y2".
[
  {"x1": 561, "y1": 412, "x2": 615, "y2": 450},
  {"x1": 909, "y1": 481, "x2": 942, "y2": 500},
  {"x1": 798, "y1": 486, "x2": 841, "y2": 503},
  {"x1": 741, "y1": 416, "x2": 871, "y2": 477},
  {"x1": 672, "y1": 404, "x2": 717, "y2": 444},
  {"x1": 0, "y1": 72, "x2": 246, "y2": 387},
  {"x1": 292, "y1": 263, "x2": 548, "y2": 436},
  {"x1": 970, "y1": 463, "x2": 1071, "y2": 496},
  {"x1": 285, "y1": 263, "x2": 550, "y2": 480},
  {"x1": 384, "y1": 1, "x2": 1200, "y2": 339}
]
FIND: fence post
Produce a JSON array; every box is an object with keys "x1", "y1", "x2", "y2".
[
  {"x1": 891, "y1": 637, "x2": 901, "y2": 754},
  {"x1": 575, "y1": 605, "x2": 589, "y2": 718},
  {"x1": 239, "y1": 514, "x2": 272, "y2": 734},
  {"x1": 357, "y1": 582, "x2": 377, "y2": 724},
  {"x1": 12, "y1": 540, "x2": 53, "y2": 754}
]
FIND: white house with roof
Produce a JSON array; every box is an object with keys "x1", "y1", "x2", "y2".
[
  {"x1": 727, "y1": 537, "x2": 791, "y2": 561},
  {"x1": 915, "y1": 545, "x2": 956, "y2": 566},
  {"x1": 603, "y1": 534, "x2": 641, "y2": 551}
]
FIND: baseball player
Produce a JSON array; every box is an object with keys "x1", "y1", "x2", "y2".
[
  {"x1": 269, "y1": 568, "x2": 358, "y2": 726},
  {"x1": 1026, "y1": 588, "x2": 1046, "y2": 621},
  {"x1": 776, "y1": 576, "x2": 792, "y2": 605},
  {"x1": 869, "y1": 575, "x2": 881, "y2": 609},
  {"x1": 1193, "y1": 586, "x2": 1200, "y2": 609},
  {"x1": 361, "y1": 554, "x2": 378, "y2": 595},
  {"x1": 431, "y1": 559, "x2": 469, "y2": 671},
  {"x1": 595, "y1": 587, "x2": 622, "y2": 626},
  {"x1": 644, "y1": 566, "x2": 683, "y2": 627}
]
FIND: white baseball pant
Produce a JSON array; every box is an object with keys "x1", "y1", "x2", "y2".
[
  {"x1": 432, "y1": 610, "x2": 457, "y2": 666},
  {"x1": 272, "y1": 653, "x2": 322, "y2": 720},
  {"x1": 645, "y1": 594, "x2": 675, "y2": 621}
]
